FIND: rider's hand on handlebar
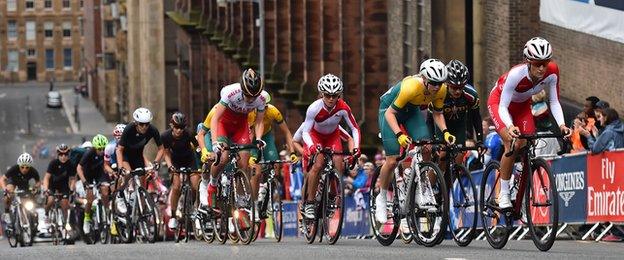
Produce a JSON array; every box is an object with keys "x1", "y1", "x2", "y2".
[
  {"x1": 396, "y1": 132, "x2": 412, "y2": 148},
  {"x1": 476, "y1": 141, "x2": 488, "y2": 155},
  {"x1": 253, "y1": 139, "x2": 266, "y2": 149},
  {"x1": 507, "y1": 126, "x2": 521, "y2": 138},
  {"x1": 168, "y1": 165, "x2": 177, "y2": 173},
  {"x1": 442, "y1": 129, "x2": 456, "y2": 145},
  {"x1": 212, "y1": 142, "x2": 224, "y2": 155},
  {"x1": 200, "y1": 147, "x2": 212, "y2": 163},
  {"x1": 289, "y1": 152, "x2": 299, "y2": 163},
  {"x1": 351, "y1": 148, "x2": 361, "y2": 159},
  {"x1": 152, "y1": 161, "x2": 161, "y2": 171},
  {"x1": 560, "y1": 125, "x2": 572, "y2": 138},
  {"x1": 248, "y1": 156, "x2": 258, "y2": 167}
]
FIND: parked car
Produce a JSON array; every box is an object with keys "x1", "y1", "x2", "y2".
[{"x1": 47, "y1": 91, "x2": 62, "y2": 108}]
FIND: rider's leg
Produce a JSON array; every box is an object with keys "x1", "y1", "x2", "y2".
[
  {"x1": 169, "y1": 173, "x2": 181, "y2": 217},
  {"x1": 189, "y1": 174, "x2": 201, "y2": 207},
  {"x1": 100, "y1": 185, "x2": 110, "y2": 210},
  {"x1": 85, "y1": 188, "x2": 94, "y2": 216},
  {"x1": 305, "y1": 156, "x2": 326, "y2": 202}
]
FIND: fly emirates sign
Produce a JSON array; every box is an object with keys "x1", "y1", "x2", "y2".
[{"x1": 587, "y1": 151, "x2": 624, "y2": 222}]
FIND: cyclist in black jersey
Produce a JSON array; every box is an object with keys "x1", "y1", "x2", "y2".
[
  {"x1": 1, "y1": 153, "x2": 40, "y2": 225},
  {"x1": 42, "y1": 144, "x2": 76, "y2": 220},
  {"x1": 116, "y1": 107, "x2": 164, "y2": 174},
  {"x1": 161, "y1": 112, "x2": 200, "y2": 230}
]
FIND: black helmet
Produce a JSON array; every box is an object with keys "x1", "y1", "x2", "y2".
[
  {"x1": 170, "y1": 112, "x2": 187, "y2": 128},
  {"x1": 446, "y1": 60, "x2": 469, "y2": 86},
  {"x1": 241, "y1": 68, "x2": 263, "y2": 97}
]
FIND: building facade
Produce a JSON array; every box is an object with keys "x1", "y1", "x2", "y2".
[{"x1": 0, "y1": 0, "x2": 84, "y2": 82}]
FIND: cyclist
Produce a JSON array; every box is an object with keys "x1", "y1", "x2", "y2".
[
  {"x1": 375, "y1": 58, "x2": 456, "y2": 223},
  {"x1": 434, "y1": 60, "x2": 484, "y2": 174},
  {"x1": 42, "y1": 144, "x2": 76, "y2": 221},
  {"x1": 487, "y1": 37, "x2": 570, "y2": 209},
  {"x1": 300, "y1": 73, "x2": 361, "y2": 219},
  {"x1": 247, "y1": 92, "x2": 298, "y2": 219},
  {"x1": 104, "y1": 124, "x2": 126, "y2": 173},
  {"x1": 1, "y1": 153, "x2": 40, "y2": 225},
  {"x1": 116, "y1": 107, "x2": 164, "y2": 175},
  {"x1": 161, "y1": 112, "x2": 200, "y2": 230},
  {"x1": 204, "y1": 68, "x2": 268, "y2": 210},
  {"x1": 293, "y1": 124, "x2": 354, "y2": 157},
  {"x1": 77, "y1": 134, "x2": 110, "y2": 234}
]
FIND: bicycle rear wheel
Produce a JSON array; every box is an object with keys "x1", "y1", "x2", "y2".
[
  {"x1": 449, "y1": 164, "x2": 477, "y2": 247},
  {"x1": 322, "y1": 171, "x2": 345, "y2": 245},
  {"x1": 232, "y1": 170, "x2": 254, "y2": 244},
  {"x1": 408, "y1": 161, "x2": 448, "y2": 247},
  {"x1": 479, "y1": 161, "x2": 510, "y2": 249},
  {"x1": 369, "y1": 167, "x2": 399, "y2": 246},
  {"x1": 526, "y1": 158, "x2": 559, "y2": 251}
]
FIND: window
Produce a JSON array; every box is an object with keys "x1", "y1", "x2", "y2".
[
  {"x1": 46, "y1": 49, "x2": 54, "y2": 69},
  {"x1": 80, "y1": 0, "x2": 84, "y2": 8},
  {"x1": 8, "y1": 50, "x2": 19, "y2": 72},
  {"x1": 7, "y1": 0, "x2": 16, "y2": 12},
  {"x1": 26, "y1": 21, "x2": 36, "y2": 41},
  {"x1": 63, "y1": 0, "x2": 70, "y2": 9},
  {"x1": 44, "y1": 22, "x2": 54, "y2": 38},
  {"x1": 104, "y1": 21, "x2": 115, "y2": 37},
  {"x1": 62, "y1": 22, "x2": 72, "y2": 37},
  {"x1": 63, "y1": 48, "x2": 72, "y2": 68},
  {"x1": 45, "y1": 0, "x2": 52, "y2": 9},
  {"x1": 26, "y1": 0, "x2": 35, "y2": 10},
  {"x1": 27, "y1": 49, "x2": 36, "y2": 57},
  {"x1": 8, "y1": 20, "x2": 17, "y2": 40},
  {"x1": 104, "y1": 53, "x2": 116, "y2": 70}
]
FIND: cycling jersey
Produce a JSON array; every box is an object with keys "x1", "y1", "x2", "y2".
[
  {"x1": 104, "y1": 139, "x2": 117, "y2": 165},
  {"x1": 214, "y1": 84, "x2": 267, "y2": 145},
  {"x1": 293, "y1": 124, "x2": 351, "y2": 143},
  {"x1": 161, "y1": 128, "x2": 199, "y2": 168},
  {"x1": 47, "y1": 159, "x2": 76, "y2": 194},
  {"x1": 488, "y1": 62, "x2": 564, "y2": 134},
  {"x1": 4, "y1": 165, "x2": 40, "y2": 191},
  {"x1": 118, "y1": 122, "x2": 162, "y2": 169},
  {"x1": 433, "y1": 85, "x2": 482, "y2": 143},
  {"x1": 247, "y1": 104, "x2": 284, "y2": 136},
  {"x1": 379, "y1": 76, "x2": 448, "y2": 155},
  {"x1": 300, "y1": 99, "x2": 360, "y2": 151},
  {"x1": 200, "y1": 106, "x2": 217, "y2": 132},
  {"x1": 79, "y1": 148, "x2": 109, "y2": 185}
]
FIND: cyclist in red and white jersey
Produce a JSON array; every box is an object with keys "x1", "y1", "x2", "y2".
[
  {"x1": 487, "y1": 37, "x2": 571, "y2": 209},
  {"x1": 300, "y1": 74, "x2": 361, "y2": 219},
  {"x1": 203, "y1": 68, "x2": 268, "y2": 209}
]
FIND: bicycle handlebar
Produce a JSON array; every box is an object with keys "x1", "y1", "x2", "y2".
[
  {"x1": 505, "y1": 133, "x2": 568, "y2": 157},
  {"x1": 397, "y1": 139, "x2": 447, "y2": 161}
]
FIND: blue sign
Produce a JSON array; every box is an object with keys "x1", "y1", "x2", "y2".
[
  {"x1": 551, "y1": 153, "x2": 588, "y2": 223},
  {"x1": 341, "y1": 192, "x2": 371, "y2": 236},
  {"x1": 282, "y1": 201, "x2": 300, "y2": 237}
]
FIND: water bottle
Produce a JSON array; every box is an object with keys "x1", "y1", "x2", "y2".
[{"x1": 257, "y1": 183, "x2": 268, "y2": 202}]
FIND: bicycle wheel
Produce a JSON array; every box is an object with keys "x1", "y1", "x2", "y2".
[
  {"x1": 300, "y1": 180, "x2": 318, "y2": 244},
  {"x1": 184, "y1": 187, "x2": 193, "y2": 243},
  {"x1": 214, "y1": 192, "x2": 228, "y2": 244},
  {"x1": 49, "y1": 208, "x2": 59, "y2": 245},
  {"x1": 7, "y1": 209, "x2": 18, "y2": 247},
  {"x1": 408, "y1": 161, "x2": 448, "y2": 247},
  {"x1": 201, "y1": 212, "x2": 216, "y2": 243},
  {"x1": 137, "y1": 188, "x2": 158, "y2": 243},
  {"x1": 19, "y1": 208, "x2": 33, "y2": 247},
  {"x1": 99, "y1": 204, "x2": 110, "y2": 244},
  {"x1": 368, "y1": 167, "x2": 399, "y2": 246},
  {"x1": 270, "y1": 180, "x2": 284, "y2": 242},
  {"x1": 525, "y1": 158, "x2": 559, "y2": 251},
  {"x1": 449, "y1": 164, "x2": 477, "y2": 247},
  {"x1": 479, "y1": 161, "x2": 510, "y2": 249},
  {"x1": 322, "y1": 171, "x2": 345, "y2": 245},
  {"x1": 232, "y1": 170, "x2": 254, "y2": 244}
]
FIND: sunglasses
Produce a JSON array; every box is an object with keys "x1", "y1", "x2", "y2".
[
  {"x1": 428, "y1": 81, "x2": 443, "y2": 87},
  {"x1": 20, "y1": 166, "x2": 30, "y2": 169},
  {"x1": 58, "y1": 152, "x2": 69, "y2": 157},
  {"x1": 529, "y1": 59, "x2": 550, "y2": 67},
  {"x1": 323, "y1": 93, "x2": 340, "y2": 99},
  {"x1": 172, "y1": 125, "x2": 186, "y2": 130},
  {"x1": 138, "y1": 122, "x2": 149, "y2": 127}
]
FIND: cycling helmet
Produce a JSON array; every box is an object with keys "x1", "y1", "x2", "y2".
[
  {"x1": 317, "y1": 73, "x2": 343, "y2": 95},
  {"x1": 170, "y1": 112, "x2": 187, "y2": 128},
  {"x1": 241, "y1": 68, "x2": 263, "y2": 97},
  {"x1": 133, "y1": 107, "x2": 153, "y2": 123},
  {"x1": 92, "y1": 134, "x2": 109, "y2": 149},
  {"x1": 523, "y1": 37, "x2": 552, "y2": 61},
  {"x1": 17, "y1": 153, "x2": 33, "y2": 167},
  {"x1": 81, "y1": 141, "x2": 93, "y2": 148},
  {"x1": 261, "y1": 91, "x2": 271, "y2": 104},
  {"x1": 56, "y1": 143, "x2": 70, "y2": 153},
  {"x1": 113, "y1": 124, "x2": 126, "y2": 137},
  {"x1": 419, "y1": 59, "x2": 448, "y2": 84},
  {"x1": 446, "y1": 60, "x2": 469, "y2": 86}
]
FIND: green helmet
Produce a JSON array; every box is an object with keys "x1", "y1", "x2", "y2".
[{"x1": 92, "y1": 134, "x2": 109, "y2": 149}]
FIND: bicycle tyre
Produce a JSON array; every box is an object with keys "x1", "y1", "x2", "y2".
[
  {"x1": 270, "y1": 180, "x2": 284, "y2": 242},
  {"x1": 408, "y1": 161, "x2": 448, "y2": 247},
  {"x1": 300, "y1": 180, "x2": 318, "y2": 244},
  {"x1": 369, "y1": 167, "x2": 400, "y2": 246},
  {"x1": 137, "y1": 188, "x2": 158, "y2": 243},
  {"x1": 323, "y1": 171, "x2": 345, "y2": 245},
  {"x1": 479, "y1": 161, "x2": 510, "y2": 249},
  {"x1": 7, "y1": 208, "x2": 18, "y2": 247},
  {"x1": 232, "y1": 170, "x2": 255, "y2": 245},
  {"x1": 525, "y1": 158, "x2": 559, "y2": 252},
  {"x1": 449, "y1": 164, "x2": 477, "y2": 247}
]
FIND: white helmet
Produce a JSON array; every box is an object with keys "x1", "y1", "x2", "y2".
[
  {"x1": 523, "y1": 37, "x2": 552, "y2": 61},
  {"x1": 113, "y1": 123, "x2": 126, "y2": 137},
  {"x1": 419, "y1": 59, "x2": 448, "y2": 84},
  {"x1": 261, "y1": 91, "x2": 271, "y2": 104},
  {"x1": 17, "y1": 153, "x2": 33, "y2": 167},
  {"x1": 133, "y1": 107, "x2": 153, "y2": 123},
  {"x1": 81, "y1": 141, "x2": 93, "y2": 148},
  {"x1": 317, "y1": 74, "x2": 343, "y2": 95}
]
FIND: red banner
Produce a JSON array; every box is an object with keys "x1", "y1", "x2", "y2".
[
  {"x1": 586, "y1": 150, "x2": 624, "y2": 222},
  {"x1": 529, "y1": 166, "x2": 552, "y2": 225}
]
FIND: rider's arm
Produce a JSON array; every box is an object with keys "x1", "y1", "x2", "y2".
[
  {"x1": 253, "y1": 110, "x2": 266, "y2": 141},
  {"x1": 432, "y1": 111, "x2": 449, "y2": 133},
  {"x1": 210, "y1": 103, "x2": 227, "y2": 144},
  {"x1": 163, "y1": 148, "x2": 173, "y2": 169},
  {"x1": 76, "y1": 164, "x2": 86, "y2": 183},
  {"x1": 547, "y1": 66, "x2": 565, "y2": 128},
  {"x1": 0, "y1": 175, "x2": 6, "y2": 190},
  {"x1": 300, "y1": 105, "x2": 317, "y2": 149},
  {"x1": 498, "y1": 72, "x2": 524, "y2": 129},
  {"x1": 151, "y1": 126, "x2": 164, "y2": 162},
  {"x1": 466, "y1": 87, "x2": 483, "y2": 142},
  {"x1": 278, "y1": 121, "x2": 296, "y2": 154},
  {"x1": 43, "y1": 172, "x2": 51, "y2": 191},
  {"x1": 116, "y1": 145, "x2": 125, "y2": 170},
  {"x1": 341, "y1": 102, "x2": 361, "y2": 149}
]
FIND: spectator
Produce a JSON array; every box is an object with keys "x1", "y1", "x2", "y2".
[
  {"x1": 584, "y1": 96, "x2": 600, "y2": 120},
  {"x1": 345, "y1": 162, "x2": 373, "y2": 196},
  {"x1": 483, "y1": 117, "x2": 503, "y2": 163},
  {"x1": 594, "y1": 100, "x2": 610, "y2": 130},
  {"x1": 584, "y1": 108, "x2": 624, "y2": 154},
  {"x1": 571, "y1": 112, "x2": 590, "y2": 153},
  {"x1": 374, "y1": 153, "x2": 384, "y2": 168}
]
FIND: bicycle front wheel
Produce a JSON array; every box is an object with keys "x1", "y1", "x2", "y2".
[
  {"x1": 479, "y1": 161, "x2": 510, "y2": 249},
  {"x1": 232, "y1": 170, "x2": 255, "y2": 244},
  {"x1": 6, "y1": 209, "x2": 18, "y2": 247},
  {"x1": 137, "y1": 188, "x2": 158, "y2": 243},
  {"x1": 449, "y1": 164, "x2": 477, "y2": 247},
  {"x1": 269, "y1": 180, "x2": 284, "y2": 242},
  {"x1": 408, "y1": 161, "x2": 448, "y2": 247},
  {"x1": 322, "y1": 171, "x2": 345, "y2": 245},
  {"x1": 525, "y1": 158, "x2": 559, "y2": 251}
]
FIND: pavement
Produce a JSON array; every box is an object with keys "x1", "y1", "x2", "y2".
[
  {"x1": 59, "y1": 88, "x2": 115, "y2": 136},
  {"x1": 0, "y1": 238, "x2": 623, "y2": 259}
]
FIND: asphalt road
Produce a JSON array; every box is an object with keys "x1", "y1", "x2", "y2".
[{"x1": 0, "y1": 237, "x2": 622, "y2": 260}]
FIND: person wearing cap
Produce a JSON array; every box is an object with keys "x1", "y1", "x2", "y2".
[
  {"x1": 77, "y1": 134, "x2": 110, "y2": 234},
  {"x1": 42, "y1": 144, "x2": 76, "y2": 222},
  {"x1": 1, "y1": 153, "x2": 40, "y2": 225}
]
